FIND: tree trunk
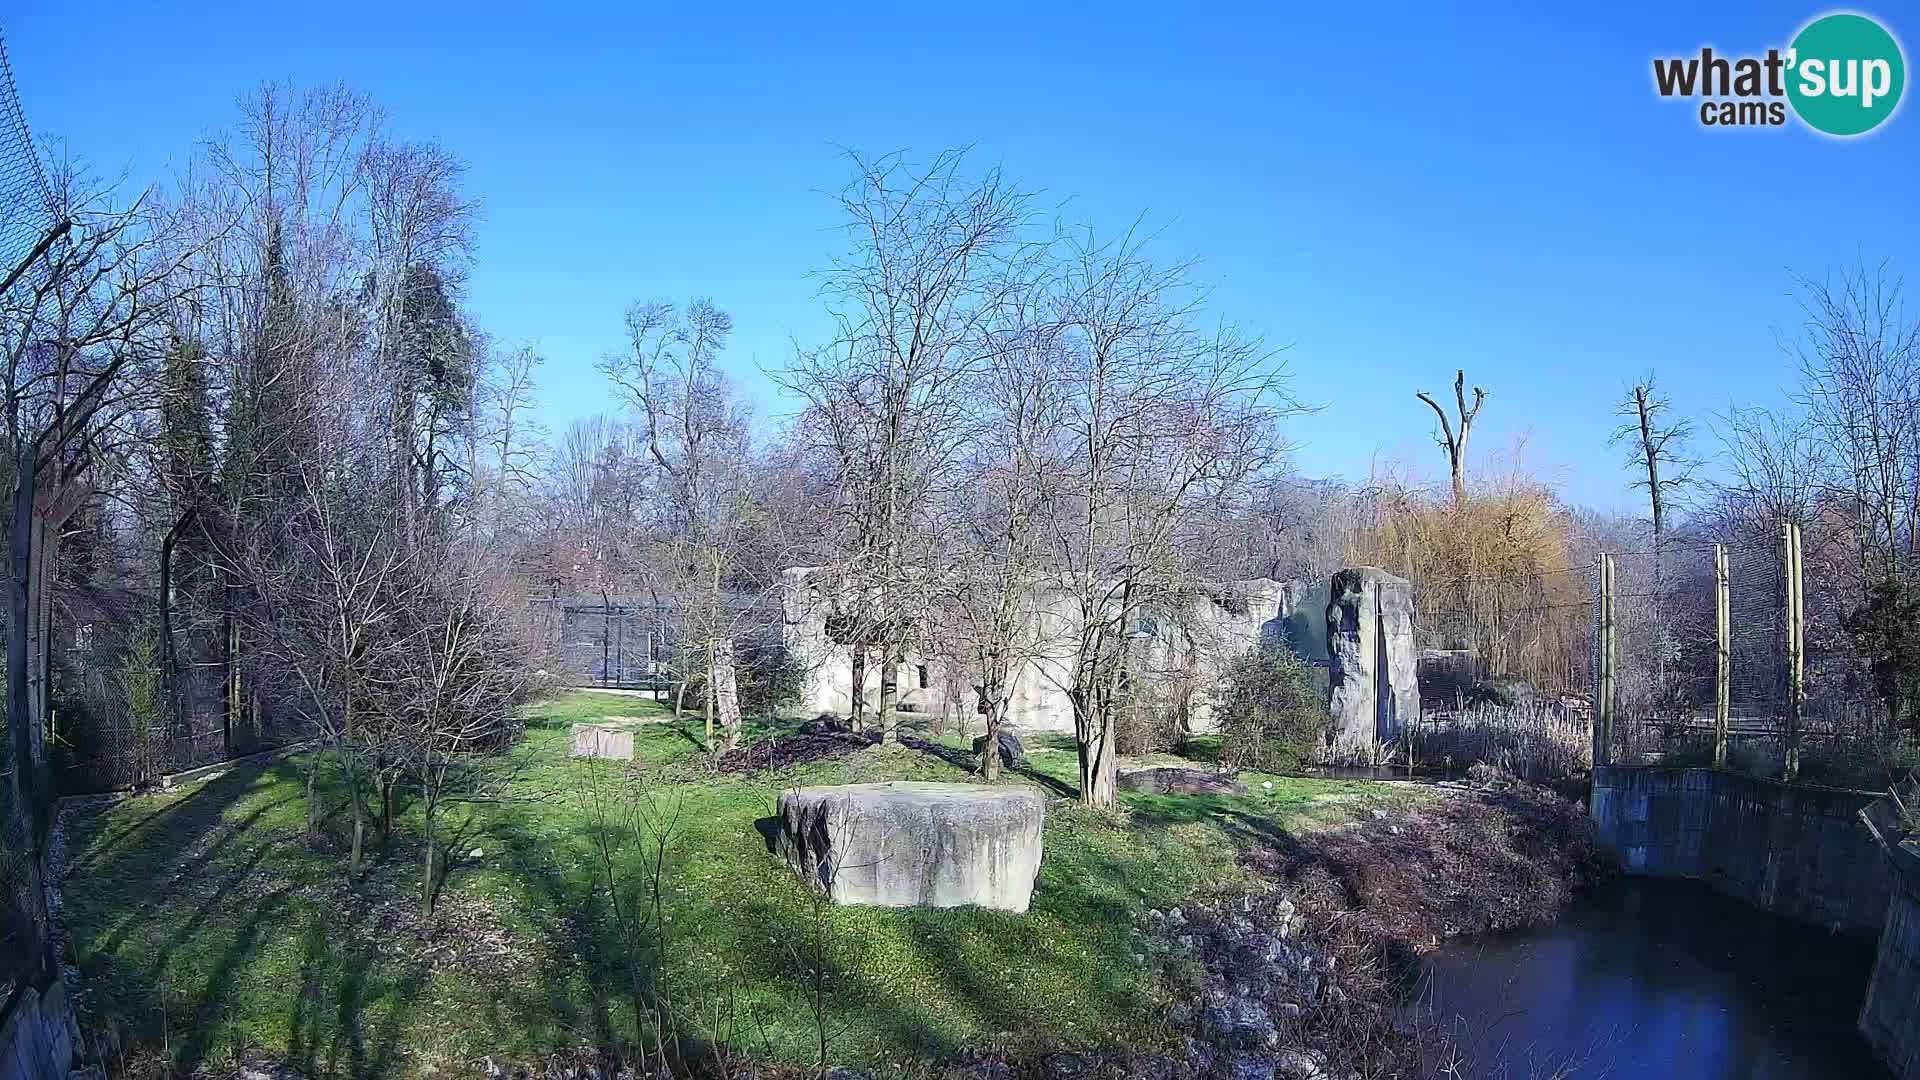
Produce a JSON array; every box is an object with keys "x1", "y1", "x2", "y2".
[
  {"x1": 223, "y1": 616, "x2": 237, "y2": 757},
  {"x1": 1073, "y1": 682, "x2": 1119, "y2": 809},
  {"x1": 305, "y1": 757, "x2": 321, "y2": 847},
  {"x1": 850, "y1": 645, "x2": 867, "y2": 731},
  {"x1": 158, "y1": 509, "x2": 183, "y2": 723},
  {"x1": 705, "y1": 637, "x2": 716, "y2": 750},
  {"x1": 344, "y1": 741, "x2": 365, "y2": 878},
  {"x1": 980, "y1": 693, "x2": 1003, "y2": 782},
  {"x1": 24, "y1": 510, "x2": 52, "y2": 762},
  {"x1": 713, "y1": 634, "x2": 742, "y2": 751},
  {"x1": 7, "y1": 459, "x2": 41, "y2": 855},
  {"x1": 879, "y1": 655, "x2": 899, "y2": 746},
  {"x1": 381, "y1": 777, "x2": 395, "y2": 850},
  {"x1": 421, "y1": 801, "x2": 437, "y2": 916},
  {"x1": 1079, "y1": 713, "x2": 1117, "y2": 809}
]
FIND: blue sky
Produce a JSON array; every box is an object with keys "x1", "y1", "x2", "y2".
[{"x1": 9, "y1": 2, "x2": 1917, "y2": 511}]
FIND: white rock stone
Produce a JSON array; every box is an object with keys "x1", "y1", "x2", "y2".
[{"x1": 774, "y1": 782, "x2": 1047, "y2": 912}]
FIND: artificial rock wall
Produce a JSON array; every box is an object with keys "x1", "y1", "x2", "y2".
[
  {"x1": 0, "y1": 978, "x2": 76, "y2": 1080},
  {"x1": 1324, "y1": 567, "x2": 1419, "y2": 760},
  {"x1": 1589, "y1": 766, "x2": 1892, "y2": 935},
  {"x1": 780, "y1": 568, "x2": 1322, "y2": 734}
]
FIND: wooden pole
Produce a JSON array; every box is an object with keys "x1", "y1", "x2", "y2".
[
  {"x1": 1714, "y1": 543, "x2": 1730, "y2": 768},
  {"x1": 1784, "y1": 522, "x2": 1804, "y2": 781},
  {"x1": 1594, "y1": 554, "x2": 1615, "y2": 768}
]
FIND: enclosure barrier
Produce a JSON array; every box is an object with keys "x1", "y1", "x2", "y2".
[{"x1": 1583, "y1": 520, "x2": 1896, "y2": 781}]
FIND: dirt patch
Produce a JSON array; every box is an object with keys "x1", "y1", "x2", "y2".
[
  {"x1": 1248, "y1": 777, "x2": 1614, "y2": 948},
  {"x1": 711, "y1": 731, "x2": 872, "y2": 775},
  {"x1": 1119, "y1": 767, "x2": 1248, "y2": 796}
]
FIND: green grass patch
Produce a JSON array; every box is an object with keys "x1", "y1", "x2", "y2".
[{"x1": 62, "y1": 693, "x2": 1420, "y2": 1077}]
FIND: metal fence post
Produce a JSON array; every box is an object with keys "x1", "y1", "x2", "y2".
[
  {"x1": 1715, "y1": 543, "x2": 1730, "y2": 768},
  {"x1": 1784, "y1": 522, "x2": 1804, "y2": 781}
]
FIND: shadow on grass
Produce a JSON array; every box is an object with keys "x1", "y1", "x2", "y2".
[{"x1": 67, "y1": 756, "x2": 474, "y2": 1077}]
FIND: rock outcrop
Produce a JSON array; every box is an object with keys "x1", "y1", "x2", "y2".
[
  {"x1": 1324, "y1": 568, "x2": 1418, "y2": 762},
  {"x1": 775, "y1": 781, "x2": 1047, "y2": 912}
]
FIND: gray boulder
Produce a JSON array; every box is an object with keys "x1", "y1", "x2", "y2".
[
  {"x1": 972, "y1": 730, "x2": 1027, "y2": 769},
  {"x1": 1325, "y1": 567, "x2": 1419, "y2": 761},
  {"x1": 799, "y1": 714, "x2": 851, "y2": 736},
  {"x1": 775, "y1": 781, "x2": 1047, "y2": 912}
]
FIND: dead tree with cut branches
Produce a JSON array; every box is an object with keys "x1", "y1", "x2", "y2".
[{"x1": 1416, "y1": 369, "x2": 1486, "y2": 512}]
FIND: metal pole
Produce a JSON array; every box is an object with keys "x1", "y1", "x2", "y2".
[
  {"x1": 1785, "y1": 522, "x2": 1804, "y2": 780},
  {"x1": 1714, "y1": 543, "x2": 1730, "y2": 768}
]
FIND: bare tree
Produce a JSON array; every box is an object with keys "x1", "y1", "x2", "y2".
[
  {"x1": 777, "y1": 150, "x2": 1033, "y2": 745},
  {"x1": 1416, "y1": 369, "x2": 1486, "y2": 511},
  {"x1": 371, "y1": 550, "x2": 527, "y2": 913},
  {"x1": 364, "y1": 140, "x2": 477, "y2": 548},
  {"x1": 600, "y1": 298, "x2": 760, "y2": 751},
  {"x1": 471, "y1": 341, "x2": 544, "y2": 543},
  {"x1": 938, "y1": 298, "x2": 1058, "y2": 779},
  {"x1": 1042, "y1": 229, "x2": 1293, "y2": 807},
  {"x1": 1790, "y1": 266, "x2": 1920, "y2": 590},
  {"x1": 1612, "y1": 376, "x2": 1698, "y2": 550},
  {"x1": 224, "y1": 471, "x2": 417, "y2": 871}
]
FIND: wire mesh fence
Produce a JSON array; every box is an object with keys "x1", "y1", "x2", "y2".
[
  {"x1": 0, "y1": 26, "x2": 61, "y2": 1012},
  {"x1": 527, "y1": 591, "x2": 786, "y2": 694},
  {"x1": 1578, "y1": 528, "x2": 1891, "y2": 783},
  {"x1": 1402, "y1": 524, "x2": 1905, "y2": 786}
]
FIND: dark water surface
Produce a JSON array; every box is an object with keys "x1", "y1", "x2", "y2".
[{"x1": 1406, "y1": 878, "x2": 1888, "y2": 1079}]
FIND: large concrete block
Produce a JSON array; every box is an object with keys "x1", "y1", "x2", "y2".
[
  {"x1": 1325, "y1": 567, "x2": 1419, "y2": 761},
  {"x1": 571, "y1": 722, "x2": 634, "y2": 760},
  {"x1": 775, "y1": 781, "x2": 1047, "y2": 912}
]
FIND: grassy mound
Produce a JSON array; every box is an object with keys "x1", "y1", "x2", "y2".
[{"x1": 61, "y1": 692, "x2": 1419, "y2": 1078}]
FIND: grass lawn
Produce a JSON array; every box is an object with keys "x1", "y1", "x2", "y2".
[{"x1": 61, "y1": 692, "x2": 1421, "y2": 1078}]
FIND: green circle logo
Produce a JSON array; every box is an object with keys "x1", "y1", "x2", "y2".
[{"x1": 1787, "y1": 13, "x2": 1906, "y2": 136}]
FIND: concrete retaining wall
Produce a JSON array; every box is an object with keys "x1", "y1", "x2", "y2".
[
  {"x1": 1589, "y1": 766, "x2": 1891, "y2": 935},
  {"x1": 0, "y1": 979, "x2": 76, "y2": 1080},
  {"x1": 1859, "y1": 792, "x2": 1920, "y2": 1080}
]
